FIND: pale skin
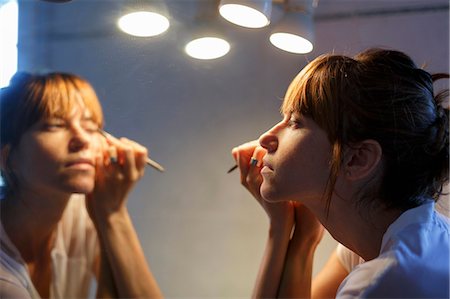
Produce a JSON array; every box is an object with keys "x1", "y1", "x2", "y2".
[
  {"x1": 232, "y1": 112, "x2": 402, "y2": 298},
  {"x1": 0, "y1": 104, "x2": 162, "y2": 298}
]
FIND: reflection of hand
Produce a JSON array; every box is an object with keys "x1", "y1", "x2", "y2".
[
  {"x1": 231, "y1": 140, "x2": 294, "y2": 230},
  {"x1": 86, "y1": 134, "x2": 163, "y2": 298},
  {"x1": 86, "y1": 134, "x2": 147, "y2": 221}
]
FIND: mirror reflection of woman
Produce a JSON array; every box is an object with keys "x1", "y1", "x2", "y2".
[
  {"x1": 232, "y1": 48, "x2": 449, "y2": 298},
  {"x1": 0, "y1": 72, "x2": 162, "y2": 298}
]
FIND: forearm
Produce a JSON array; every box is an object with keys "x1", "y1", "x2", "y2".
[
  {"x1": 94, "y1": 208, "x2": 162, "y2": 298},
  {"x1": 252, "y1": 222, "x2": 293, "y2": 299},
  {"x1": 277, "y1": 240, "x2": 318, "y2": 298},
  {"x1": 96, "y1": 249, "x2": 118, "y2": 298}
]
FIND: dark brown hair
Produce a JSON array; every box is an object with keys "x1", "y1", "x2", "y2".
[{"x1": 282, "y1": 48, "x2": 449, "y2": 211}]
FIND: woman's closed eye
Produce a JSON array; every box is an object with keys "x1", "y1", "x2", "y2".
[
  {"x1": 43, "y1": 118, "x2": 67, "y2": 130},
  {"x1": 288, "y1": 117, "x2": 303, "y2": 129}
]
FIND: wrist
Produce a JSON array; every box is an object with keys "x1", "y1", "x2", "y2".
[
  {"x1": 91, "y1": 206, "x2": 129, "y2": 230},
  {"x1": 290, "y1": 232, "x2": 323, "y2": 259},
  {"x1": 268, "y1": 219, "x2": 294, "y2": 239}
]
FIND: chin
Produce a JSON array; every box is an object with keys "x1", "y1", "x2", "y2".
[
  {"x1": 261, "y1": 182, "x2": 296, "y2": 203},
  {"x1": 69, "y1": 185, "x2": 94, "y2": 194},
  {"x1": 260, "y1": 184, "x2": 281, "y2": 203},
  {"x1": 65, "y1": 178, "x2": 95, "y2": 194}
]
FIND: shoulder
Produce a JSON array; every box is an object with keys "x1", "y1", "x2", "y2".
[
  {"x1": 0, "y1": 223, "x2": 36, "y2": 298},
  {"x1": 338, "y1": 259, "x2": 449, "y2": 298},
  {"x1": 338, "y1": 203, "x2": 450, "y2": 298},
  {"x1": 0, "y1": 268, "x2": 33, "y2": 299},
  {"x1": 337, "y1": 244, "x2": 449, "y2": 298},
  {"x1": 336, "y1": 252, "x2": 396, "y2": 298},
  {"x1": 0, "y1": 279, "x2": 32, "y2": 298}
]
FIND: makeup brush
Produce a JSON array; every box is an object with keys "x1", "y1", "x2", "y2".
[{"x1": 98, "y1": 129, "x2": 165, "y2": 172}]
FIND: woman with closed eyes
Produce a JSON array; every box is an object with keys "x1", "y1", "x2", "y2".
[
  {"x1": 232, "y1": 48, "x2": 449, "y2": 298},
  {"x1": 0, "y1": 72, "x2": 162, "y2": 298}
]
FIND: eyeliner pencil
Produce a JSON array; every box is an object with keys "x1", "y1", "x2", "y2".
[
  {"x1": 98, "y1": 129, "x2": 165, "y2": 172},
  {"x1": 227, "y1": 165, "x2": 238, "y2": 173}
]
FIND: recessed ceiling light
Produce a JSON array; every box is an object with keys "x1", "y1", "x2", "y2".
[
  {"x1": 185, "y1": 37, "x2": 230, "y2": 60},
  {"x1": 118, "y1": 11, "x2": 169, "y2": 37}
]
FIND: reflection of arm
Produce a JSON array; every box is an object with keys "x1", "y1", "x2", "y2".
[
  {"x1": 252, "y1": 222, "x2": 293, "y2": 298},
  {"x1": 94, "y1": 249, "x2": 118, "y2": 298},
  {"x1": 312, "y1": 249, "x2": 349, "y2": 299},
  {"x1": 88, "y1": 134, "x2": 162, "y2": 298},
  {"x1": 93, "y1": 208, "x2": 162, "y2": 298}
]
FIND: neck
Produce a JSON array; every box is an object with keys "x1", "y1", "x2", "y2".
[
  {"x1": 1, "y1": 188, "x2": 71, "y2": 262},
  {"x1": 309, "y1": 197, "x2": 402, "y2": 261}
]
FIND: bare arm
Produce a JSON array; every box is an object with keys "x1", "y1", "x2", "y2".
[
  {"x1": 87, "y1": 135, "x2": 162, "y2": 298},
  {"x1": 252, "y1": 214, "x2": 294, "y2": 298},
  {"x1": 93, "y1": 208, "x2": 162, "y2": 298},
  {"x1": 277, "y1": 203, "x2": 324, "y2": 298},
  {"x1": 232, "y1": 141, "x2": 295, "y2": 298},
  {"x1": 312, "y1": 249, "x2": 349, "y2": 299},
  {"x1": 94, "y1": 248, "x2": 118, "y2": 298}
]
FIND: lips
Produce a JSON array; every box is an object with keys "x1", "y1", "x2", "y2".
[
  {"x1": 65, "y1": 158, "x2": 94, "y2": 168},
  {"x1": 262, "y1": 158, "x2": 273, "y2": 171},
  {"x1": 261, "y1": 158, "x2": 274, "y2": 175}
]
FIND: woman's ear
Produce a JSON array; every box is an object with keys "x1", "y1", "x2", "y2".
[{"x1": 343, "y1": 140, "x2": 382, "y2": 181}]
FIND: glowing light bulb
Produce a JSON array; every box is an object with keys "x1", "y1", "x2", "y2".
[
  {"x1": 219, "y1": 4, "x2": 270, "y2": 28},
  {"x1": 185, "y1": 37, "x2": 230, "y2": 60},
  {"x1": 118, "y1": 11, "x2": 169, "y2": 37},
  {"x1": 270, "y1": 32, "x2": 313, "y2": 54}
]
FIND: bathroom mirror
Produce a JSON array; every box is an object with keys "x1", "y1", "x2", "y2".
[{"x1": 10, "y1": 0, "x2": 450, "y2": 296}]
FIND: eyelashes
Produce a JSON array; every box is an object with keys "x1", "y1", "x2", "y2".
[
  {"x1": 281, "y1": 112, "x2": 304, "y2": 129},
  {"x1": 42, "y1": 119, "x2": 99, "y2": 133},
  {"x1": 288, "y1": 120, "x2": 302, "y2": 129}
]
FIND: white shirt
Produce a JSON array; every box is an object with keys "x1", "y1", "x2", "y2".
[
  {"x1": 336, "y1": 200, "x2": 450, "y2": 298},
  {"x1": 0, "y1": 194, "x2": 99, "y2": 298}
]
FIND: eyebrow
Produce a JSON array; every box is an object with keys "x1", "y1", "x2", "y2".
[
  {"x1": 80, "y1": 111, "x2": 98, "y2": 123},
  {"x1": 80, "y1": 117, "x2": 100, "y2": 127},
  {"x1": 81, "y1": 116, "x2": 95, "y2": 121}
]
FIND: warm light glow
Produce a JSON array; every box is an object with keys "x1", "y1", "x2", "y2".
[
  {"x1": 118, "y1": 11, "x2": 169, "y2": 37},
  {"x1": 269, "y1": 32, "x2": 313, "y2": 54},
  {"x1": 219, "y1": 4, "x2": 269, "y2": 28},
  {"x1": 0, "y1": 0, "x2": 18, "y2": 88},
  {"x1": 185, "y1": 37, "x2": 230, "y2": 60}
]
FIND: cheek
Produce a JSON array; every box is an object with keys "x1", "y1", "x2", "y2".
[
  {"x1": 12, "y1": 154, "x2": 54, "y2": 189},
  {"x1": 14, "y1": 139, "x2": 64, "y2": 175},
  {"x1": 20, "y1": 148, "x2": 58, "y2": 176},
  {"x1": 91, "y1": 135, "x2": 104, "y2": 155},
  {"x1": 284, "y1": 141, "x2": 330, "y2": 184}
]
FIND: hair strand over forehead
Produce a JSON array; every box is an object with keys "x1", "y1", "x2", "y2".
[
  {"x1": 0, "y1": 72, "x2": 104, "y2": 198},
  {"x1": 281, "y1": 48, "x2": 449, "y2": 212}
]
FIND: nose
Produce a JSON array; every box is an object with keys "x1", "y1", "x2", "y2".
[
  {"x1": 259, "y1": 122, "x2": 280, "y2": 153},
  {"x1": 68, "y1": 126, "x2": 91, "y2": 152}
]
